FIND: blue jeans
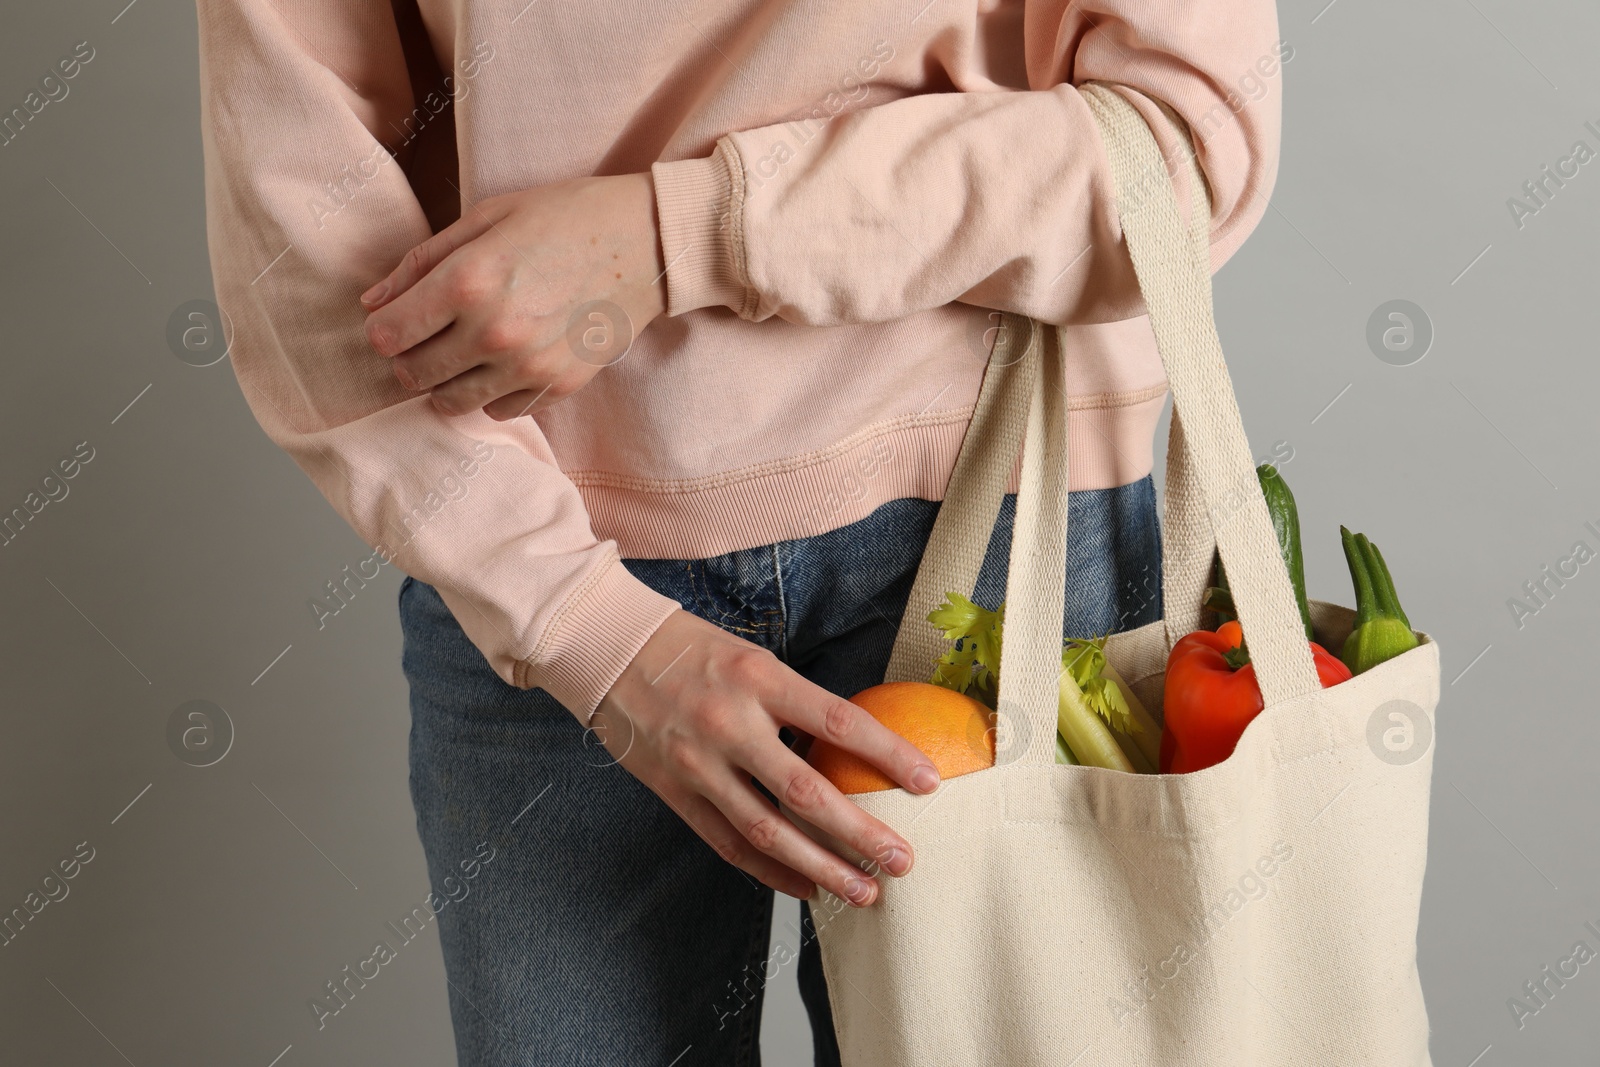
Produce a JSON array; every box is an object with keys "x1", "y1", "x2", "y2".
[{"x1": 398, "y1": 479, "x2": 1162, "y2": 1067}]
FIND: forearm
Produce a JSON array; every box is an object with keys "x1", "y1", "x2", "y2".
[{"x1": 651, "y1": 0, "x2": 1284, "y2": 328}]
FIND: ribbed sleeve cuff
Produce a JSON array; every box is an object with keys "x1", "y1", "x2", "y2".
[
  {"x1": 650, "y1": 140, "x2": 755, "y2": 317},
  {"x1": 516, "y1": 553, "x2": 684, "y2": 724}
]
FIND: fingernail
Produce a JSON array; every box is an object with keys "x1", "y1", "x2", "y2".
[
  {"x1": 880, "y1": 846, "x2": 910, "y2": 876},
  {"x1": 360, "y1": 281, "x2": 390, "y2": 306},
  {"x1": 843, "y1": 876, "x2": 872, "y2": 905},
  {"x1": 910, "y1": 764, "x2": 940, "y2": 793}
]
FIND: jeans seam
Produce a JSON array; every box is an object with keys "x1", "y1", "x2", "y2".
[
  {"x1": 770, "y1": 544, "x2": 790, "y2": 661},
  {"x1": 733, "y1": 885, "x2": 774, "y2": 1066}
]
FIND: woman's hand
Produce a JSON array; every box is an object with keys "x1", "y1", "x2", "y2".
[
  {"x1": 591, "y1": 609, "x2": 941, "y2": 907},
  {"x1": 359, "y1": 172, "x2": 666, "y2": 420}
]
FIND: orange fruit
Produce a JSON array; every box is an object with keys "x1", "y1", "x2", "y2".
[{"x1": 807, "y1": 681, "x2": 997, "y2": 794}]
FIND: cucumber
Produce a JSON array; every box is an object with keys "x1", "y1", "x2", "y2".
[
  {"x1": 1258, "y1": 463, "x2": 1316, "y2": 643},
  {"x1": 1208, "y1": 464, "x2": 1315, "y2": 642}
]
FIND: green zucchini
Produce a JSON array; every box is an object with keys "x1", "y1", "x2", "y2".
[{"x1": 1207, "y1": 464, "x2": 1316, "y2": 642}]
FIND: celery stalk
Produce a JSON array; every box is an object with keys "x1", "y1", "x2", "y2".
[
  {"x1": 1110, "y1": 722, "x2": 1155, "y2": 773},
  {"x1": 928, "y1": 593, "x2": 1145, "y2": 772},
  {"x1": 1099, "y1": 658, "x2": 1161, "y2": 769},
  {"x1": 1057, "y1": 669, "x2": 1134, "y2": 772}
]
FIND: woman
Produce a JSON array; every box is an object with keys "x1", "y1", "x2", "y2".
[{"x1": 194, "y1": 0, "x2": 1280, "y2": 1062}]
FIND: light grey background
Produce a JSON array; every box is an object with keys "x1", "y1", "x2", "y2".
[{"x1": 1, "y1": 0, "x2": 1595, "y2": 1064}]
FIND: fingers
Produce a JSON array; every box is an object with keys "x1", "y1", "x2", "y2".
[
  {"x1": 421, "y1": 365, "x2": 501, "y2": 417},
  {"x1": 360, "y1": 211, "x2": 493, "y2": 310},
  {"x1": 387, "y1": 335, "x2": 555, "y2": 418},
  {"x1": 597, "y1": 613, "x2": 920, "y2": 908},
  {"x1": 482, "y1": 388, "x2": 552, "y2": 421},
  {"x1": 769, "y1": 676, "x2": 942, "y2": 796},
  {"x1": 387, "y1": 327, "x2": 481, "y2": 394},
  {"x1": 428, "y1": 357, "x2": 591, "y2": 419},
  {"x1": 705, "y1": 761, "x2": 888, "y2": 907},
  {"x1": 363, "y1": 262, "x2": 473, "y2": 362},
  {"x1": 743, "y1": 740, "x2": 915, "y2": 883},
  {"x1": 663, "y1": 789, "x2": 815, "y2": 901}
]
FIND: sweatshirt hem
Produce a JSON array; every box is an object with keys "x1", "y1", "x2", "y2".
[{"x1": 574, "y1": 386, "x2": 1167, "y2": 560}]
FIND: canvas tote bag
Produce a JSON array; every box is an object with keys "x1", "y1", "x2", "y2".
[{"x1": 793, "y1": 82, "x2": 1441, "y2": 1066}]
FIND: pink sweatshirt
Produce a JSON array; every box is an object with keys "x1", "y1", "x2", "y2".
[{"x1": 194, "y1": 0, "x2": 1282, "y2": 721}]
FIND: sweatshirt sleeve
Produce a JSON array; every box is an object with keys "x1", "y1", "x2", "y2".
[
  {"x1": 195, "y1": 0, "x2": 681, "y2": 722},
  {"x1": 649, "y1": 0, "x2": 1283, "y2": 327}
]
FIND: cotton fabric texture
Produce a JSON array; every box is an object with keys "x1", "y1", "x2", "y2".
[
  {"x1": 793, "y1": 85, "x2": 1440, "y2": 1066},
  {"x1": 193, "y1": 0, "x2": 1283, "y2": 721}
]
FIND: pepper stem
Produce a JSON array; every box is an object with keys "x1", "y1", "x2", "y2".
[
  {"x1": 1341, "y1": 524, "x2": 1378, "y2": 626},
  {"x1": 1222, "y1": 637, "x2": 1251, "y2": 670},
  {"x1": 1366, "y1": 537, "x2": 1413, "y2": 628}
]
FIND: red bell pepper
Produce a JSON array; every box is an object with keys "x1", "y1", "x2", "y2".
[{"x1": 1160, "y1": 621, "x2": 1352, "y2": 774}]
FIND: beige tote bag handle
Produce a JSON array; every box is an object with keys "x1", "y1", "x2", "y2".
[{"x1": 885, "y1": 83, "x2": 1319, "y2": 767}]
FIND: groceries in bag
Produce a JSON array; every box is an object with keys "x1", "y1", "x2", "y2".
[{"x1": 806, "y1": 464, "x2": 1424, "y2": 786}]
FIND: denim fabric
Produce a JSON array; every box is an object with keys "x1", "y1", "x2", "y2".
[{"x1": 398, "y1": 478, "x2": 1162, "y2": 1067}]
